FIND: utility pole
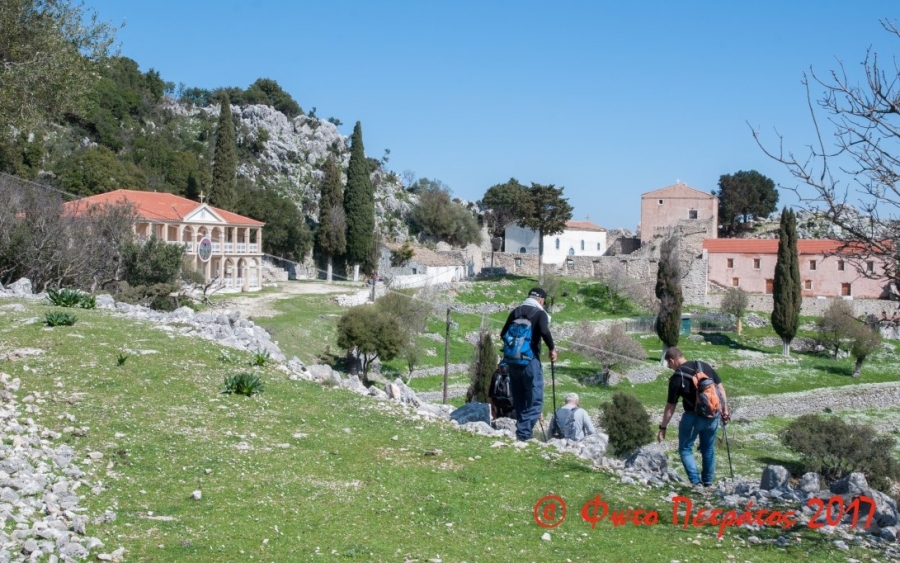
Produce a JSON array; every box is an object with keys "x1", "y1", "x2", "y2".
[{"x1": 443, "y1": 306, "x2": 451, "y2": 404}]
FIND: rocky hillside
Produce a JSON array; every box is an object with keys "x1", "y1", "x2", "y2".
[
  {"x1": 742, "y1": 206, "x2": 886, "y2": 240},
  {"x1": 195, "y1": 102, "x2": 415, "y2": 239}
]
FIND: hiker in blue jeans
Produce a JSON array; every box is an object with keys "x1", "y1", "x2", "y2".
[
  {"x1": 657, "y1": 347, "x2": 729, "y2": 486},
  {"x1": 500, "y1": 287, "x2": 557, "y2": 441}
]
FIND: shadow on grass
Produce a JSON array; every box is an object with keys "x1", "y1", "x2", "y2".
[
  {"x1": 757, "y1": 456, "x2": 805, "y2": 476},
  {"x1": 813, "y1": 364, "x2": 854, "y2": 377},
  {"x1": 695, "y1": 331, "x2": 767, "y2": 353}
]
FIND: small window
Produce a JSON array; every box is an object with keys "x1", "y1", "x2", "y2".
[
  {"x1": 732, "y1": 277, "x2": 739, "y2": 287},
  {"x1": 838, "y1": 260, "x2": 845, "y2": 271},
  {"x1": 689, "y1": 209, "x2": 698, "y2": 220},
  {"x1": 867, "y1": 261, "x2": 875, "y2": 273},
  {"x1": 519, "y1": 247, "x2": 527, "y2": 253},
  {"x1": 597, "y1": 242, "x2": 601, "y2": 251},
  {"x1": 753, "y1": 258, "x2": 761, "y2": 269},
  {"x1": 580, "y1": 240, "x2": 585, "y2": 251},
  {"x1": 515, "y1": 258, "x2": 523, "y2": 267},
  {"x1": 809, "y1": 260, "x2": 817, "y2": 271},
  {"x1": 658, "y1": 199, "x2": 664, "y2": 205},
  {"x1": 841, "y1": 283, "x2": 852, "y2": 296},
  {"x1": 568, "y1": 248, "x2": 575, "y2": 256},
  {"x1": 555, "y1": 238, "x2": 560, "y2": 250},
  {"x1": 726, "y1": 258, "x2": 734, "y2": 269},
  {"x1": 804, "y1": 280, "x2": 812, "y2": 290},
  {"x1": 411, "y1": 268, "x2": 417, "y2": 275}
]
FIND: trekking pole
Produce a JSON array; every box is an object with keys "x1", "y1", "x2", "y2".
[
  {"x1": 722, "y1": 419, "x2": 734, "y2": 479},
  {"x1": 538, "y1": 417, "x2": 548, "y2": 441},
  {"x1": 550, "y1": 359, "x2": 557, "y2": 416}
]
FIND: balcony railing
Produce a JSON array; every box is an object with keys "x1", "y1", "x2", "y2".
[{"x1": 170, "y1": 240, "x2": 261, "y2": 255}]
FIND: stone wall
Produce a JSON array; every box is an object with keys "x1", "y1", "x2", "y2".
[
  {"x1": 486, "y1": 225, "x2": 710, "y2": 306},
  {"x1": 706, "y1": 291, "x2": 899, "y2": 318}
]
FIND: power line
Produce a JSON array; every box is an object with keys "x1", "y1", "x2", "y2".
[
  {"x1": 294, "y1": 262, "x2": 652, "y2": 365},
  {"x1": 0, "y1": 171, "x2": 80, "y2": 200}
]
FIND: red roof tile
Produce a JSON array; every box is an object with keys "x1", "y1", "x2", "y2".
[
  {"x1": 703, "y1": 239, "x2": 846, "y2": 254},
  {"x1": 64, "y1": 189, "x2": 264, "y2": 226},
  {"x1": 566, "y1": 220, "x2": 606, "y2": 232}
]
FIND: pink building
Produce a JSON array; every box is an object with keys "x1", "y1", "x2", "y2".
[
  {"x1": 703, "y1": 239, "x2": 890, "y2": 299},
  {"x1": 640, "y1": 183, "x2": 718, "y2": 243}
]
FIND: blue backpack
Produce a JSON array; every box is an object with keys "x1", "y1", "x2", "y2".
[{"x1": 503, "y1": 314, "x2": 534, "y2": 366}]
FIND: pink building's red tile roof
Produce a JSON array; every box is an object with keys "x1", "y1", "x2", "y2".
[
  {"x1": 703, "y1": 239, "x2": 847, "y2": 254},
  {"x1": 64, "y1": 189, "x2": 264, "y2": 226}
]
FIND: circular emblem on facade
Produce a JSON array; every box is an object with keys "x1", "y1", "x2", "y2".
[{"x1": 198, "y1": 236, "x2": 212, "y2": 262}]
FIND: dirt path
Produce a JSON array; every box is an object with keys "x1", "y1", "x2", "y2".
[{"x1": 216, "y1": 281, "x2": 361, "y2": 318}]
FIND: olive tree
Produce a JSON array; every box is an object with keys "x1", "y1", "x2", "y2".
[{"x1": 721, "y1": 287, "x2": 749, "y2": 335}]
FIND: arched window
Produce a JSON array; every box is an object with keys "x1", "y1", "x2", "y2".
[
  {"x1": 568, "y1": 248, "x2": 575, "y2": 256},
  {"x1": 555, "y1": 238, "x2": 560, "y2": 249},
  {"x1": 580, "y1": 240, "x2": 585, "y2": 251},
  {"x1": 520, "y1": 247, "x2": 527, "y2": 253}
]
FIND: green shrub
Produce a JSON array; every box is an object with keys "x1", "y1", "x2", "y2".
[
  {"x1": 114, "y1": 282, "x2": 182, "y2": 311},
  {"x1": 44, "y1": 311, "x2": 77, "y2": 326},
  {"x1": 780, "y1": 414, "x2": 900, "y2": 492},
  {"x1": 116, "y1": 352, "x2": 129, "y2": 366},
  {"x1": 221, "y1": 373, "x2": 264, "y2": 397},
  {"x1": 599, "y1": 392, "x2": 654, "y2": 456}
]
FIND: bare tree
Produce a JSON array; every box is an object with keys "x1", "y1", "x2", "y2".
[
  {"x1": 0, "y1": 173, "x2": 137, "y2": 291},
  {"x1": 753, "y1": 20, "x2": 900, "y2": 297},
  {"x1": 570, "y1": 321, "x2": 646, "y2": 384}
]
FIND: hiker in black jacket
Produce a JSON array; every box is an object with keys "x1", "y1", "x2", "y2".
[
  {"x1": 500, "y1": 287, "x2": 557, "y2": 441},
  {"x1": 657, "y1": 347, "x2": 729, "y2": 487}
]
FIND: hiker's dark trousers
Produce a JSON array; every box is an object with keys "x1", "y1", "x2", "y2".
[{"x1": 508, "y1": 358, "x2": 544, "y2": 441}]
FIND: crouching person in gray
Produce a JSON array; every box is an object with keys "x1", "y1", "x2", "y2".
[{"x1": 550, "y1": 393, "x2": 596, "y2": 441}]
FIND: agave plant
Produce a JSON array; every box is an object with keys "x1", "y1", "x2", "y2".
[
  {"x1": 47, "y1": 287, "x2": 96, "y2": 309},
  {"x1": 249, "y1": 348, "x2": 271, "y2": 367},
  {"x1": 78, "y1": 293, "x2": 96, "y2": 309},
  {"x1": 47, "y1": 287, "x2": 82, "y2": 308},
  {"x1": 116, "y1": 352, "x2": 129, "y2": 367},
  {"x1": 220, "y1": 373, "x2": 264, "y2": 397},
  {"x1": 44, "y1": 311, "x2": 77, "y2": 327}
]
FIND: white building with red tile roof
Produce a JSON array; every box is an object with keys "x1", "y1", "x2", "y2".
[
  {"x1": 64, "y1": 190, "x2": 265, "y2": 291},
  {"x1": 504, "y1": 220, "x2": 607, "y2": 265}
]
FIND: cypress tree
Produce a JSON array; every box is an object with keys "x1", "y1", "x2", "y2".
[
  {"x1": 771, "y1": 207, "x2": 802, "y2": 356},
  {"x1": 209, "y1": 96, "x2": 237, "y2": 210},
  {"x1": 316, "y1": 155, "x2": 346, "y2": 282},
  {"x1": 343, "y1": 121, "x2": 375, "y2": 279},
  {"x1": 655, "y1": 233, "x2": 683, "y2": 362},
  {"x1": 466, "y1": 327, "x2": 498, "y2": 404}
]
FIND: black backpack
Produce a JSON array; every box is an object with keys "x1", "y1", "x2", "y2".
[
  {"x1": 491, "y1": 365, "x2": 514, "y2": 414},
  {"x1": 551, "y1": 407, "x2": 580, "y2": 440}
]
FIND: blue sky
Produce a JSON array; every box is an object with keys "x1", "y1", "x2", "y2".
[{"x1": 86, "y1": 0, "x2": 899, "y2": 232}]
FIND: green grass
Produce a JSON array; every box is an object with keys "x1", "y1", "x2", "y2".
[{"x1": 0, "y1": 296, "x2": 889, "y2": 561}]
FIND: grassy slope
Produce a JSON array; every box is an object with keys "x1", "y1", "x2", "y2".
[{"x1": 0, "y1": 292, "x2": 893, "y2": 561}]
